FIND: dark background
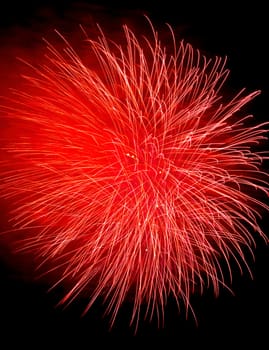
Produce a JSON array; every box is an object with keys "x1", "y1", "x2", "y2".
[{"x1": 0, "y1": 0, "x2": 268, "y2": 346}]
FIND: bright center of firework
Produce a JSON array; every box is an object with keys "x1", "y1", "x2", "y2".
[
  {"x1": 112, "y1": 136, "x2": 173, "y2": 208},
  {"x1": 98, "y1": 133, "x2": 178, "y2": 255}
]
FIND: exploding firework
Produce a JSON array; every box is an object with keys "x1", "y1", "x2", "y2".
[{"x1": 0, "y1": 18, "x2": 268, "y2": 329}]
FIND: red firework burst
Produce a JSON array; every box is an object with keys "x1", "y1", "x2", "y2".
[{"x1": 0, "y1": 18, "x2": 268, "y2": 329}]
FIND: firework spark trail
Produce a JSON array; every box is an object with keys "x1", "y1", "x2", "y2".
[{"x1": 0, "y1": 19, "x2": 268, "y2": 329}]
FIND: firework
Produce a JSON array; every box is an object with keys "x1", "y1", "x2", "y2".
[{"x1": 0, "y1": 18, "x2": 268, "y2": 329}]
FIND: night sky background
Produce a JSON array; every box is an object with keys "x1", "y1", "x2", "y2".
[{"x1": 0, "y1": 0, "x2": 268, "y2": 346}]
